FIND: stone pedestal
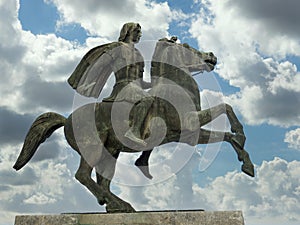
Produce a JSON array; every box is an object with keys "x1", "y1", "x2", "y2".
[{"x1": 15, "y1": 210, "x2": 244, "y2": 225}]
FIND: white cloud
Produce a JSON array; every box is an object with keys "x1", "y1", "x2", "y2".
[
  {"x1": 191, "y1": 0, "x2": 300, "y2": 58},
  {"x1": 21, "y1": 33, "x2": 83, "y2": 82},
  {"x1": 0, "y1": 0, "x2": 184, "y2": 115},
  {"x1": 228, "y1": 60, "x2": 300, "y2": 127},
  {"x1": 222, "y1": 0, "x2": 300, "y2": 43},
  {"x1": 189, "y1": 0, "x2": 300, "y2": 127},
  {"x1": 267, "y1": 61, "x2": 300, "y2": 94},
  {"x1": 23, "y1": 193, "x2": 57, "y2": 205},
  {"x1": 285, "y1": 128, "x2": 300, "y2": 150},
  {"x1": 47, "y1": 0, "x2": 173, "y2": 40},
  {"x1": 1, "y1": 1, "x2": 299, "y2": 225},
  {"x1": 0, "y1": 138, "x2": 99, "y2": 225},
  {"x1": 116, "y1": 157, "x2": 300, "y2": 225},
  {"x1": 0, "y1": 0, "x2": 92, "y2": 114}
]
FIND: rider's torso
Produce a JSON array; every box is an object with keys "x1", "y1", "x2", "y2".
[{"x1": 103, "y1": 43, "x2": 146, "y2": 103}]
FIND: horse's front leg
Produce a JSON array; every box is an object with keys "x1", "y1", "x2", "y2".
[
  {"x1": 223, "y1": 104, "x2": 246, "y2": 149},
  {"x1": 184, "y1": 104, "x2": 246, "y2": 148},
  {"x1": 230, "y1": 138, "x2": 255, "y2": 177},
  {"x1": 184, "y1": 105, "x2": 254, "y2": 176},
  {"x1": 75, "y1": 157, "x2": 106, "y2": 206},
  {"x1": 196, "y1": 128, "x2": 233, "y2": 144},
  {"x1": 195, "y1": 129, "x2": 254, "y2": 177}
]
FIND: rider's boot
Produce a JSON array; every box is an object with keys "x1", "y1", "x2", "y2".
[{"x1": 125, "y1": 128, "x2": 147, "y2": 146}]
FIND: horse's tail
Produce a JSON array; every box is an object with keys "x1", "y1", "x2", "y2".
[{"x1": 13, "y1": 112, "x2": 66, "y2": 170}]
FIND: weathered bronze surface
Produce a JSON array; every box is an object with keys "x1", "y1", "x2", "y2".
[
  {"x1": 15, "y1": 210, "x2": 245, "y2": 225},
  {"x1": 13, "y1": 22, "x2": 254, "y2": 213}
]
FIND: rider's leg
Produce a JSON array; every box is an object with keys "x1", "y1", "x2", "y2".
[
  {"x1": 125, "y1": 96, "x2": 154, "y2": 146},
  {"x1": 134, "y1": 149, "x2": 153, "y2": 179}
]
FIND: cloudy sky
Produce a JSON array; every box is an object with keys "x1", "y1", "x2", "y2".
[{"x1": 0, "y1": 0, "x2": 300, "y2": 224}]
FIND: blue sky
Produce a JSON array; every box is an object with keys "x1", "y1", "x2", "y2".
[{"x1": 0, "y1": 0, "x2": 300, "y2": 225}]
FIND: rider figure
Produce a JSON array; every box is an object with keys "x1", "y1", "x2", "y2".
[
  {"x1": 68, "y1": 22, "x2": 153, "y2": 146},
  {"x1": 101, "y1": 23, "x2": 153, "y2": 146}
]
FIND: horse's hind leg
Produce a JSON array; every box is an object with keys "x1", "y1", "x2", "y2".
[
  {"x1": 76, "y1": 156, "x2": 135, "y2": 213},
  {"x1": 75, "y1": 157, "x2": 106, "y2": 205},
  {"x1": 95, "y1": 149, "x2": 135, "y2": 213},
  {"x1": 95, "y1": 150, "x2": 119, "y2": 205}
]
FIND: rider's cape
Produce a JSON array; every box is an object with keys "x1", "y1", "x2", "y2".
[{"x1": 68, "y1": 42, "x2": 121, "y2": 98}]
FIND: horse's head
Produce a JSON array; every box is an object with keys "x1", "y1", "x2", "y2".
[
  {"x1": 181, "y1": 43, "x2": 217, "y2": 73},
  {"x1": 151, "y1": 38, "x2": 217, "y2": 78},
  {"x1": 200, "y1": 51, "x2": 217, "y2": 72}
]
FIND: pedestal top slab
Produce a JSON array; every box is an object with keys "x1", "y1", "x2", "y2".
[{"x1": 15, "y1": 210, "x2": 244, "y2": 225}]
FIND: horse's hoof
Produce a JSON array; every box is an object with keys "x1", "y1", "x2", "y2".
[
  {"x1": 98, "y1": 199, "x2": 106, "y2": 206},
  {"x1": 106, "y1": 201, "x2": 136, "y2": 213},
  {"x1": 124, "y1": 129, "x2": 147, "y2": 146},
  {"x1": 242, "y1": 163, "x2": 255, "y2": 177}
]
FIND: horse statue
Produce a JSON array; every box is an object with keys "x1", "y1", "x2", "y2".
[
  {"x1": 13, "y1": 37, "x2": 254, "y2": 213},
  {"x1": 134, "y1": 38, "x2": 254, "y2": 179}
]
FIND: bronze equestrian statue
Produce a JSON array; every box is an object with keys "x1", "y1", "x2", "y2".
[{"x1": 13, "y1": 22, "x2": 254, "y2": 213}]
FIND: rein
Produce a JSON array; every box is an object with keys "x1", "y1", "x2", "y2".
[{"x1": 192, "y1": 71, "x2": 204, "y2": 77}]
